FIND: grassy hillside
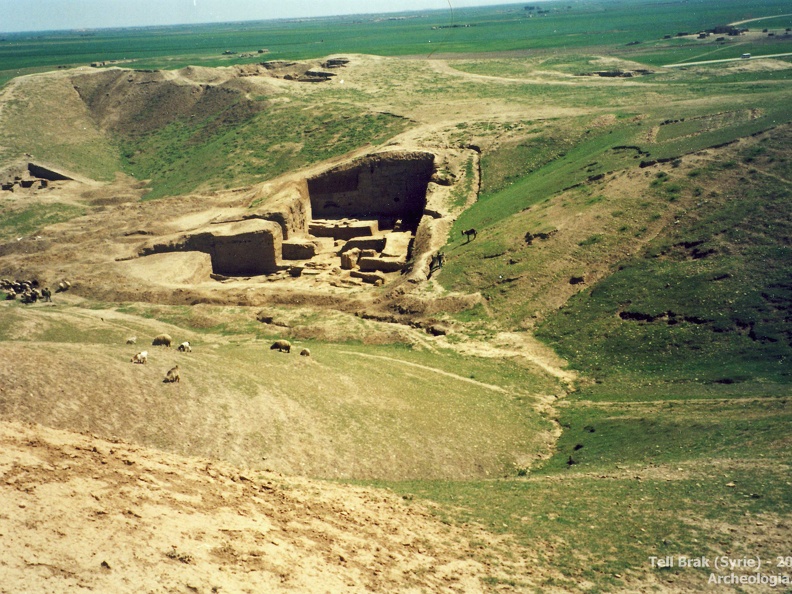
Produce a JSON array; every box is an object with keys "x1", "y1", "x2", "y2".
[
  {"x1": 119, "y1": 100, "x2": 409, "y2": 199},
  {"x1": 0, "y1": 75, "x2": 122, "y2": 180},
  {"x1": 0, "y1": 300, "x2": 558, "y2": 481},
  {"x1": 380, "y1": 125, "x2": 792, "y2": 589},
  {"x1": 536, "y1": 127, "x2": 792, "y2": 395},
  {"x1": 432, "y1": 34, "x2": 792, "y2": 322}
]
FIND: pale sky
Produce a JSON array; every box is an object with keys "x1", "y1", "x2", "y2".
[{"x1": 0, "y1": 0, "x2": 525, "y2": 33}]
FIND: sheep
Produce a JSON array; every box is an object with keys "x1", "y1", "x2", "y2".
[
  {"x1": 177, "y1": 341, "x2": 192, "y2": 353},
  {"x1": 126, "y1": 336, "x2": 137, "y2": 345},
  {"x1": 130, "y1": 351, "x2": 148, "y2": 364},
  {"x1": 152, "y1": 334, "x2": 172, "y2": 347},
  {"x1": 300, "y1": 348, "x2": 311, "y2": 357},
  {"x1": 163, "y1": 365, "x2": 180, "y2": 383},
  {"x1": 270, "y1": 339, "x2": 291, "y2": 353}
]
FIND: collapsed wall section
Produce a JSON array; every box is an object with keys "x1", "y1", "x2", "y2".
[
  {"x1": 200, "y1": 220, "x2": 281, "y2": 276},
  {"x1": 139, "y1": 219, "x2": 282, "y2": 277},
  {"x1": 307, "y1": 152, "x2": 434, "y2": 231}
]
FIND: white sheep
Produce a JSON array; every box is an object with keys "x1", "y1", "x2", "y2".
[
  {"x1": 130, "y1": 351, "x2": 148, "y2": 364},
  {"x1": 177, "y1": 341, "x2": 192, "y2": 352}
]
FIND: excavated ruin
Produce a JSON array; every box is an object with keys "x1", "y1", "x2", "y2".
[
  {"x1": 307, "y1": 151, "x2": 434, "y2": 231},
  {"x1": 138, "y1": 150, "x2": 450, "y2": 286}
]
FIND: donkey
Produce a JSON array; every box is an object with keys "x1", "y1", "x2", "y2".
[{"x1": 461, "y1": 228, "x2": 477, "y2": 243}]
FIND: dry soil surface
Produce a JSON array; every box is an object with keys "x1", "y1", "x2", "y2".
[{"x1": 0, "y1": 419, "x2": 546, "y2": 593}]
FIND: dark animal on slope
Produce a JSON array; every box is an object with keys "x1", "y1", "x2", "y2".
[
  {"x1": 152, "y1": 334, "x2": 172, "y2": 347},
  {"x1": 461, "y1": 228, "x2": 477, "y2": 242},
  {"x1": 164, "y1": 365, "x2": 180, "y2": 383}
]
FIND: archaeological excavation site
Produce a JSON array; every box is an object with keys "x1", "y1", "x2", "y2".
[
  {"x1": 0, "y1": 58, "x2": 479, "y2": 313},
  {"x1": 131, "y1": 147, "x2": 475, "y2": 295}
]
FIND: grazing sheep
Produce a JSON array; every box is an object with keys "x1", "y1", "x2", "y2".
[
  {"x1": 130, "y1": 351, "x2": 148, "y2": 364},
  {"x1": 177, "y1": 341, "x2": 192, "y2": 352},
  {"x1": 126, "y1": 336, "x2": 137, "y2": 345},
  {"x1": 164, "y1": 365, "x2": 180, "y2": 383},
  {"x1": 56, "y1": 280, "x2": 71, "y2": 293},
  {"x1": 300, "y1": 348, "x2": 311, "y2": 357},
  {"x1": 152, "y1": 334, "x2": 172, "y2": 347},
  {"x1": 270, "y1": 339, "x2": 291, "y2": 353}
]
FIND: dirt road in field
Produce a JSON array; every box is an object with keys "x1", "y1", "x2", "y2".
[{"x1": 663, "y1": 52, "x2": 792, "y2": 68}]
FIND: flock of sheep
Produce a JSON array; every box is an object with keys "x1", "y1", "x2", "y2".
[
  {"x1": 2, "y1": 277, "x2": 71, "y2": 304},
  {"x1": 4, "y1": 276, "x2": 312, "y2": 383},
  {"x1": 129, "y1": 335, "x2": 309, "y2": 384},
  {"x1": 128, "y1": 334, "x2": 187, "y2": 383}
]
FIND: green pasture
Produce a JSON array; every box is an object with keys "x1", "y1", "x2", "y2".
[
  {"x1": 0, "y1": 203, "x2": 86, "y2": 241},
  {"x1": 2, "y1": 0, "x2": 792, "y2": 83}
]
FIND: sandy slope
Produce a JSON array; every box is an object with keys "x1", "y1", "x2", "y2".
[{"x1": 0, "y1": 420, "x2": 538, "y2": 593}]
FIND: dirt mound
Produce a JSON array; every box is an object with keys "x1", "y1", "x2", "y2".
[
  {"x1": 0, "y1": 420, "x2": 531, "y2": 593},
  {"x1": 71, "y1": 68, "x2": 267, "y2": 136}
]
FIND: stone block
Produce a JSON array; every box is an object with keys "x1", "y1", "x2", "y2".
[
  {"x1": 339, "y1": 237, "x2": 386, "y2": 254},
  {"x1": 340, "y1": 248, "x2": 360, "y2": 270},
  {"x1": 309, "y1": 219, "x2": 377, "y2": 240},
  {"x1": 282, "y1": 239, "x2": 317, "y2": 260},
  {"x1": 358, "y1": 257, "x2": 405, "y2": 273},
  {"x1": 382, "y1": 232, "x2": 412, "y2": 259},
  {"x1": 350, "y1": 270, "x2": 386, "y2": 284}
]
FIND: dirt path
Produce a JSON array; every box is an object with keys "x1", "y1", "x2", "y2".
[
  {"x1": 343, "y1": 326, "x2": 576, "y2": 390},
  {"x1": 428, "y1": 59, "x2": 658, "y2": 88},
  {"x1": 737, "y1": 161, "x2": 792, "y2": 186},
  {"x1": 340, "y1": 350, "x2": 508, "y2": 393},
  {"x1": 428, "y1": 58, "x2": 571, "y2": 85},
  {"x1": 664, "y1": 52, "x2": 792, "y2": 68},
  {"x1": 729, "y1": 13, "x2": 792, "y2": 26},
  {"x1": 439, "y1": 332, "x2": 577, "y2": 384}
]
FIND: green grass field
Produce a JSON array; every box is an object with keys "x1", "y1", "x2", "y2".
[{"x1": 3, "y1": 0, "x2": 792, "y2": 85}]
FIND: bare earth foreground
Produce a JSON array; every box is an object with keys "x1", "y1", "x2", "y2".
[{"x1": 0, "y1": 420, "x2": 544, "y2": 593}]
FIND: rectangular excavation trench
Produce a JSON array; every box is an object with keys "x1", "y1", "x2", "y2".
[
  {"x1": 292, "y1": 151, "x2": 435, "y2": 277},
  {"x1": 306, "y1": 151, "x2": 434, "y2": 233},
  {"x1": 138, "y1": 152, "x2": 435, "y2": 281}
]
